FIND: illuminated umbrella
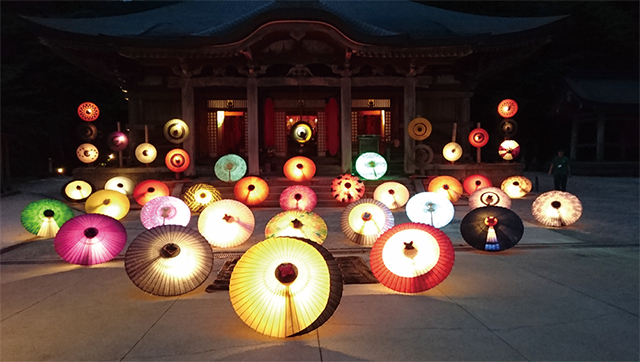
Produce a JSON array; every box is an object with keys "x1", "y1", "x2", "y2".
[
  {"x1": 133, "y1": 180, "x2": 170, "y2": 206},
  {"x1": 229, "y1": 236, "x2": 343, "y2": 338},
  {"x1": 469, "y1": 128, "x2": 489, "y2": 148},
  {"x1": 428, "y1": 176, "x2": 463, "y2": 203},
  {"x1": 442, "y1": 142, "x2": 463, "y2": 162},
  {"x1": 21, "y1": 199, "x2": 74, "y2": 238},
  {"x1": 407, "y1": 117, "x2": 432, "y2": 141},
  {"x1": 501, "y1": 176, "x2": 532, "y2": 199},
  {"x1": 497, "y1": 99, "x2": 518, "y2": 118},
  {"x1": 532, "y1": 191, "x2": 582, "y2": 227},
  {"x1": 234, "y1": 176, "x2": 269, "y2": 206},
  {"x1": 165, "y1": 148, "x2": 190, "y2": 173},
  {"x1": 283, "y1": 156, "x2": 316, "y2": 182},
  {"x1": 107, "y1": 131, "x2": 128, "y2": 152},
  {"x1": 125, "y1": 225, "x2": 213, "y2": 296},
  {"x1": 76, "y1": 123, "x2": 97, "y2": 141},
  {"x1": 198, "y1": 199, "x2": 255, "y2": 248},
  {"x1": 104, "y1": 176, "x2": 135, "y2": 196},
  {"x1": 181, "y1": 183, "x2": 222, "y2": 213},
  {"x1": 463, "y1": 174, "x2": 492, "y2": 195},
  {"x1": 406, "y1": 192, "x2": 455, "y2": 228},
  {"x1": 373, "y1": 182, "x2": 410, "y2": 210},
  {"x1": 460, "y1": 206, "x2": 524, "y2": 251},
  {"x1": 499, "y1": 119, "x2": 519, "y2": 137},
  {"x1": 214, "y1": 154, "x2": 247, "y2": 182},
  {"x1": 341, "y1": 198, "x2": 394, "y2": 246},
  {"x1": 77, "y1": 102, "x2": 99, "y2": 122},
  {"x1": 355, "y1": 152, "x2": 388, "y2": 180},
  {"x1": 331, "y1": 174, "x2": 365, "y2": 203},
  {"x1": 265, "y1": 210, "x2": 327, "y2": 244},
  {"x1": 135, "y1": 143, "x2": 157, "y2": 164},
  {"x1": 469, "y1": 187, "x2": 511, "y2": 210},
  {"x1": 62, "y1": 179, "x2": 94, "y2": 202},
  {"x1": 370, "y1": 222, "x2": 455, "y2": 293},
  {"x1": 279, "y1": 185, "x2": 317, "y2": 212},
  {"x1": 291, "y1": 122, "x2": 313, "y2": 143},
  {"x1": 498, "y1": 140, "x2": 520, "y2": 161},
  {"x1": 140, "y1": 196, "x2": 191, "y2": 229},
  {"x1": 54, "y1": 214, "x2": 127, "y2": 265},
  {"x1": 76, "y1": 143, "x2": 99, "y2": 164},
  {"x1": 164, "y1": 118, "x2": 190, "y2": 144},
  {"x1": 85, "y1": 189, "x2": 130, "y2": 220}
]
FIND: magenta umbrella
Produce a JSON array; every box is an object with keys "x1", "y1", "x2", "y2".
[{"x1": 54, "y1": 214, "x2": 127, "y2": 265}]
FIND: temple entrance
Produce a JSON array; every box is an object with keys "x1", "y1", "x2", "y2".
[
  {"x1": 217, "y1": 111, "x2": 245, "y2": 155},
  {"x1": 286, "y1": 114, "x2": 318, "y2": 157},
  {"x1": 355, "y1": 110, "x2": 388, "y2": 154}
]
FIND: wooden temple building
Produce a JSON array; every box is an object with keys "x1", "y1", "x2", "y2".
[{"x1": 25, "y1": 1, "x2": 565, "y2": 182}]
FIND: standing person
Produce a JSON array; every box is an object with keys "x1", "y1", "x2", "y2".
[{"x1": 548, "y1": 150, "x2": 570, "y2": 191}]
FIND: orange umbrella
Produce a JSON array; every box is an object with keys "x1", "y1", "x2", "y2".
[
  {"x1": 133, "y1": 180, "x2": 170, "y2": 206},
  {"x1": 331, "y1": 174, "x2": 365, "y2": 203},
  {"x1": 77, "y1": 102, "x2": 99, "y2": 122},
  {"x1": 497, "y1": 99, "x2": 518, "y2": 118},
  {"x1": 427, "y1": 176, "x2": 463, "y2": 203},
  {"x1": 198, "y1": 200, "x2": 255, "y2": 248},
  {"x1": 469, "y1": 187, "x2": 511, "y2": 210},
  {"x1": 501, "y1": 176, "x2": 532, "y2": 199},
  {"x1": 165, "y1": 148, "x2": 190, "y2": 173},
  {"x1": 283, "y1": 156, "x2": 316, "y2": 182},
  {"x1": 463, "y1": 174, "x2": 492, "y2": 195},
  {"x1": 468, "y1": 128, "x2": 489, "y2": 148},
  {"x1": 373, "y1": 182, "x2": 410, "y2": 210},
  {"x1": 532, "y1": 191, "x2": 582, "y2": 227},
  {"x1": 234, "y1": 176, "x2": 269, "y2": 206},
  {"x1": 341, "y1": 198, "x2": 394, "y2": 246}
]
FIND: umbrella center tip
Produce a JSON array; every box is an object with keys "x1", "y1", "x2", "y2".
[
  {"x1": 102, "y1": 199, "x2": 111, "y2": 205},
  {"x1": 84, "y1": 227, "x2": 99, "y2": 238},
  {"x1": 361, "y1": 212, "x2": 372, "y2": 221},
  {"x1": 344, "y1": 182, "x2": 352, "y2": 189},
  {"x1": 475, "y1": 180, "x2": 482, "y2": 186},
  {"x1": 443, "y1": 185, "x2": 450, "y2": 190},
  {"x1": 403, "y1": 241, "x2": 418, "y2": 258},
  {"x1": 551, "y1": 201, "x2": 562, "y2": 209},
  {"x1": 296, "y1": 163, "x2": 304, "y2": 169},
  {"x1": 160, "y1": 243, "x2": 181, "y2": 258},
  {"x1": 388, "y1": 189, "x2": 395, "y2": 195},
  {"x1": 43, "y1": 209, "x2": 55, "y2": 218},
  {"x1": 291, "y1": 219, "x2": 303, "y2": 229},
  {"x1": 223, "y1": 214, "x2": 234, "y2": 223},
  {"x1": 275, "y1": 263, "x2": 298, "y2": 284},
  {"x1": 294, "y1": 193, "x2": 302, "y2": 201},
  {"x1": 247, "y1": 184, "x2": 255, "y2": 191},
  {"x1": 484, "y1": 217, "x2": 498, "y2": 226}
]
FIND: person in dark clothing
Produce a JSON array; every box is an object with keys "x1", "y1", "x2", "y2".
[{"x1": 548, "y1": 150, "x2": 570, "y2": 191}]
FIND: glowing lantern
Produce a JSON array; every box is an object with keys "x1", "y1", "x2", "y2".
[
  {"x1": 442, "y1": 142, "x2": 463, "y2": 162},
  {"x1": 76, "y1": 143, "x2": 99, "y2": 164},
  {"x1": 469, "y1": 128, "x2": 489, "y2": 148},
  {"x1": 331, "y1": 174, "x2": 365, "y2": 203},
  {"x1": 355, "y1": 152, "x2": 387, "y2": 180},
  {"x1": 428, "y1": 176, "x2": 463, "y2": 203},
  {"x1": 125, "y1": 225, "x2": 213, "y2": 296},
  {"x1": 373, "y1": 182, "x2": 410, "y2": 210},
  {"x1": 407, "y1": 117, "x2": 432, "y2": 141},
  {"x1": 77, "y1": 123, "x2": 98, "y2": 141},
  {"x1": 469, "y1": 187, "x2": 511, "y2": 210},
  {"x1": 234, "y1": 176, "x2": 269, "y2": 206},
  {"x1": 54, "y1": 214, "x2": 127, "y2": 265},
  {"x1": 198, "y1": 200, "x2": 255, "y2": 248},
  {"x1": 107, "y1": 131, "x2": 128, "y2": 152},
  {"x1": 291, "y1": 122, "x2": 313, "y2": 143},
  {"x1": 460, "y1": 206, "x2": 524, "y2": 251},
  {"x1": 164, "y1": 118, "x2": 190, "y2": 144},
  {"x1": 140, "y1": 196, "x2": 191, "y2": 230},
  {"x1": 62, "y1": 179, "x2": 93, "y2": 202},
  {"x1": 214, "y1": 154, "x2": 247, "y2": 182},
  {"x1": 133, "y1": 180, "x2": 170, "y2": 206},
  {"x1": 21, "y1": 199, "x2": 74, "y2": 238},
  {"x1": 77, "y1": 102, "x2": 99, "y2": 122},
  {"x1": 497, "y1": 99, "x2": 518, "y2": 118},
  {"x1": 104, "y1": 176, "x2": 134, "y2": 196},
  {"x1": 532, "y1": 191, "x2": 582, "y2": 227},
  {"x1": 279, "y1": 185, "x2": 317, "y2": 212},
  {"x1": 265, "y1": 210, "x2": 327, "y2": 244},
  {"x1": 181, "y1": 183, "x2": 222, "y2": 213},
  {"x1": 406, "y1": 192, "x2": 455, "y2": 228},
  {"x1": 135, "y1": 143, "x2": 157, "y2": 164},
  {"x1": 165, "y1": 148, "x2": 190, "y2": 173},
  {"x1": 283, "y1": 156, "x2": 316, "y2": 182},
  {"x1": 341, "y1": 198, "x2": 394, "y2": 246},
  {"x1": 85, "y1": 189, "x2": 130, "y2": 220},
  {"x1": 501, "y1": 176, "x2": 532, "y2": 199},
  {"x1": 370, "y1": 223, "x2": 455, "y2": 293},
  {"x1": 463, "y1": 174, "x2": 492, "y2": 195},
  {"x1": 498, "y1": 140, "x2": 520, "y2": 161},
  {"x1": 229, "y1": 236, "x2": 343, "y2": 338}
]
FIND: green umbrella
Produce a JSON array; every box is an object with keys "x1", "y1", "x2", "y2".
[
  {"x1": 21, "y1": 199, "x2": 74, "y2": 238},
  {"x1": 265, "y1": 210, "x2": 328, "y2": 245},
  {"x1": 214, "y1": 154, "x2": 247, "y2": 182}
]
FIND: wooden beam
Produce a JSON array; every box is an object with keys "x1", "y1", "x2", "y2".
[
  {"x1": 341, "y1": 77, "x2": 352, "y2": 173},
  {"x1": 404, "y1": 77, "x2": 416, "y2": 174},
  {"x1": 247, "y1": 78, "x2": 260, "y2": 175},
  {"x1": 181, "y1": 78, "x2": 196, "y2": 176}
]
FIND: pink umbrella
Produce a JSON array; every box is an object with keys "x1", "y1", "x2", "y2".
[
  {"x1": 279, "y1": 185, "x2": 318, "y2": 211},
  {"x1": 140, "y1": 196, "x2": 191, "y2": 230},
  {"x1": 54, "y1": 214, "x2": 127, "y2": 265}
]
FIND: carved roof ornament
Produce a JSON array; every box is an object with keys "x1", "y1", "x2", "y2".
[
  {"x1": 171, "y1": 57, "x2": 202, "y2": 78},
  {"x1": 286, "y1": 64, "x2": 314, "y2": 77}
]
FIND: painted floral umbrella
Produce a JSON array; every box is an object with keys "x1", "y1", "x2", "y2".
[
  {"x1": 355, "y1": 152, "x2": 388, "y2": 180},
  {"x1": 133, "y1": 180, "x2": 170, "y2": 206},
  {"x1": 373, "y1": 182, "x2": 410, "y2": 210},
  {"x1": 265, "y1": 210, "x2": 327, "y2": 244},
  {"x1": 427, "y1": 176, "x2": 463, "y2": 203},
  {"x1": 279, "y1": 185, "x2": 317, "y2": 212},
  {"x1": 214, "y1": 154, "x2": 247, "y2": 182},
  {"x1": 283, "y1": 156, "x2": 316, "y2": 182},
  {"x1": 104, "y1": 176, "x2": 135, "y2": 196},
  {"x1": 341, "y1": 198, "x2": 394, "y2": 246},
  {"x1": 469, "y1": 187, "x2": 511, "y2": 210},
  {"x1": 331, "y1": 174, "x2": 365, "y2": 203},
  {"x1": 85, "y1": 190, "x2": 130, "y2": 220},
  {"x1": 140, "y1": 196, "x2": 191, "y2": 229},
  {"x1": 198, "y1": 199, "x2": 255, "y2": 248},
  {"x1": 124, "y1": 225, "x2": 213, "y2": 296},
  {"x1": 463, "y1": 174, "x2": 492, "y2": 195},
  {"x1": 460, "y1": 206, "x2": 524, "y2": 251},
  {"x1": 21, "y1": 199, "x2": 74, "y2": 238},
  {"x1": 405, "y1": 192, "x2": 455, "y2": 228},
  {"x1": 181, "y1": 183, "x2": 222, "y2": 213},
  {"x1": 532, "y1": 191, "x2": 583, "y2": 227},
  {"x1": 370, "y1": 222, "x2": 455, "y2": 293},
  {"x1": 54, "y1": 214, "x2": 127, "y2": 265},
  {"x1": 501, "y1": 176, "x2": 532, "y2": 199},
  {"x1": 234, "y1": 176, "x2": 269, "y2": 206},
  {"x1": 229, "y1": 236, "x2": 343, "y2": 338},
  {"x1": 62, "y1": 179, "x2": 94, "y2": 202}
]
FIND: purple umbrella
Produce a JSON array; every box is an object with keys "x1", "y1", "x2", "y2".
[{"x1": 54, "y1": 214, "x2": 127, "y2": 265}]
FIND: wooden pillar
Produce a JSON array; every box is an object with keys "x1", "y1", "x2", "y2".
[
  {"x1": 341, "y1": 77, "x2": 352, "y2": 173},
  {"x1": 181, "y1": 79, "x2": 196, "y2": 176},
  {"x1": 596, "y1": 112, "x2": 605, "y2": 161},
  {"x1": 460, "y1": 97, "x2": 471, "y2": 160},
  {"x1": 404, "y1": 77, "x2": 416, "y2": 174},
  {"x1": 570, "y1": 117, "x2": 578, "y2": 160},
  {"x1": 247, "y1": 78, "x2": 260, "y2": 175}
]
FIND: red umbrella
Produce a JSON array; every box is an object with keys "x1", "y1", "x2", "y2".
[
  {"x1": 279, "y1": 185, "x2": 317, "y2": 211},
  {"x1": 331, "y1": 174, "x2": 365, "y2": 203},
  {"x1": 462, "y1": 174, "x2": 492, "y2": 195},
  {"x1": 234, "y1": 176, "x2": 269, "y2": 206},
  {"x1": 54, "y1": 214, "x2": 127, "y2": 265}
]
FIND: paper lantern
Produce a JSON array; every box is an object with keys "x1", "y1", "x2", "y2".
[
  {"x1": 355, "y1": 152, "x2": 387, "y2": 180},
  {"x1": 501, "y1": 176, "x2": 532, "y2": 199},
  {"x1": 291, "y1": 122, "x2": 313, "y2": 143},
  {"x1": 107, "y1": 131, "x2": 128, "y2": 152},
  {"x1": 133, "y1": 180, "x2": 170, "y2": 206},
  {"x1": 62, "y1": 179, "x2": 94, "y2": 202},
  {"x1": 279, "y1": 185, "x2": 317, "y2": 212},
  {"x1": 408, "y1": 117, "x2": 432, "y2": 141},
  {"x1": 370, "y1": 222, "x2": 455, "y2": 293},
  {"x1": 497, "y1": 99, "x2": 518, "y2": 118},
  {"x1": 460, "y1": 206, "x2": 524, "y2": 251},
  {"x1": 198, "y1": 199, "x2": 255, "y2": 248},
  {"x1": 341, "y1": 198, "x2": 394, "y2": 246},
  {"x1": 104, "y1": 176, "x2": 134, "y2": 196},
  {"x1": 140, "y1": 196, "x2": 191, "y2": 230},
  {"x1": 331, "y1": 174, "x2": 365, "y2": 203},
  {"x1": 442, "y1": 142, "x2": 463, "y2": 162},
  {"x1": 229, "y1": 236, "x2": 343, "y2": 338},
  {"x1": 214, "y1": 154, "x2": 247, "y2": 182},
  {"x1": 428, "y1": 176, "x2": 463, "y2": 203},
  {"x1": 76, "y1": 143, "x2": 99, "y2": 164},
  {"x1": 469, "y1": 187, "x2": 511, "y2": 210},
  {"x1": 181, "y1": 183, "x2": 222, "y2": 213},
  {"x1": 373, "y1": 182, "x2": 410, "y2": 210},
  {"x1": 135, "y1": 143, "x2": 157, "y2": 164},
  {"x1": 498, "y1": 140, "x2": 520, "y2": 161},
  {"x1": 21, "y1": 199, "x2": 74, "y2": 238},
  {"x1": 164, "y1": 118, "x2": 190, "y2": 144},
  {"x1": 463, "y1": 174, "x2": 492, "y2": 195},
  {"x1": 406, "y1": 192, "x2": 455, "y2": 228},
  {"x1": 234, "y1": 176, "x2": 269, "y2": 206},
  {"x1": 283, "y1": 156, "x2": 316, "y2": 182},
  {"x1": 54, "y1": 214, "x2": 127, "y2": 265},
  {"x1": 532, "y1": 191, "x2": 582, "y2": 227},
  {"x1": 125, "y1": 225, "x2": 213, "y2": 296},
  {"x1": 469, "y1": 128, "x2": 489, "y2": 148},
  {"x1": 77, "y1": 102, "x2": 99, "y2": 122},
  {"x1": 265, "y1": 210, "x2": 327, "y2": 244},
  {"x1": 85, "y1": 189, "x2": 130, "y2": 220},
  {"x1": 77, "y1": 123, "x2": 98, "y2": 141},
  {"x1": 165, "y1": 148, "x2": 190, "y2": 173}
]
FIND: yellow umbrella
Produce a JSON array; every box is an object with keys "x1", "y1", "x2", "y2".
[
  {"x1": 85, "y1": 189, "x2": 130, "y2": 220},
  {"x1": 340, "y1": 198, "x2": 394, "y2": 246},
  {"x1": 427, "y1": 176, "x2": 463, "y2": 203},
  {"x1": 181, "y1": 183, "x2": 222, "y2": 213},
  {"x1": 501, "y1": 176, "x2": 532, "y2": 199},
  {"x1": 265, "y1": 210, "x2": 327, "y2": 244},
  {"x1": 198, "y1": 199, "x2": 255, "y2": 248}
]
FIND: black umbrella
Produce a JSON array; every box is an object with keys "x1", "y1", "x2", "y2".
[{"x1": 460, "y1": 206, "x2": 524, "y2": 252}]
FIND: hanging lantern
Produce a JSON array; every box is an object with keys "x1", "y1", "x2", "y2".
[
  {"x1": 283, "y1": 156, "x2": 316, "y2": 182},
  {"x1": 181, "y1": 183, "x2": 222, "y2": 213},
  {"x1": 468, "y1": 128, "x2": 489, "y2": 148},
  {"x1": 331, "y1": 174, "x2": 365, "y2": 203},
  {"x1": 62, "y1": 179, "x2": 94, "y2": 202},
  {"x1": 214, "y1": 154, "x2": 247, "y2": 182},
  {"x1": 229, "y1": 236, "x2": 343, "y2": 338},
  {"x1": 428, "y1": 176, "x2": 463, "y2": 203},
  {"x1": 407, "y1": 117, "x2": 432, "y2": 141},
  {"x1": 107, "y1": 131, "x2": 128, "y2": 152},
  {"x1": 265, "y1": 210, "x2": 327, "y2": 244},
  {"x1": 498, "y1": 140, "x2": 520, "y2": 161},
  {"x1": 291, "y1": 122, "x2": 313, "y2": 143},
  {"x1": 532, "y1": 191, "x2": 582, "y2": 227},
  {"x1": 85, "y1": 189, "x2": 130, "y2": 220},
  {"x1": 501, "y1": 176, "x2": 533, "y2": 199},
  {"x1": 340, "y1": 198, "x2": 394, "y2": 246},
  {"x1": 165, "y1": 148, "x2": 190, "y2": 173},
  {"x1": 406, "y1": 192, "x2": 455, "y2": 228},
  {"x1": 460, "y1": 206, "x2": 524, "y2": 251},
  {"x1": 198, "y1": 199, "x2": 255, "y2": 248},
  {"x1": 54, "y1": 214, "x2": 127, "y2": 265},
  {"x1": 442, "y1": 142, "x2": 463, "y2": 162},
  {"x1": 135, "y1": 143, "x2": 157, "y2": 164},
  {"x1": 104, "y1": 176, "x2": 135, "y2": 196},
  {"x1": 163, "y1": 118, "x2": 190, "y2": 144},
  {"x1": 76, "y1": 143, "x2": 99, "y2": 164},
  {"x1": 77, "y1": 102, "x2": 99, "y2": 122},
  {"x1": 497, "y1": 99, "x2": 518, "y2": 118},
  {"x1": 370, "y1": 222, "x2": 455, "y2": 293},
  {"x1": 279, "y1": 185, "x2": 317, "y2": 212},
  {"x1": 463, "y1": 174, "x2": 492, "y2": 195},
  {"x1": 373, "y1": 182, "x2": 410, "y2": 210},
  {"x1": 469, "y1": 187, "x2": 511, "y2": 210},
  {"x1": 355, "y1": 152, "x2": 388, "y2": 180},
  {"x1": 140, "y1": 196, "x2": 191, "y2": 230},
  {"x1": 21, "y1": 199, "x2": 74, "y2": 238},
  {"x1": 76, "y1": 123, "x2": 98, "y2": 141},
  {"x1": 234, "y1": 176, "x2": 269, "y2": 206},
  {"x1": 133, "y1": 180, "x2": 170, "y2": 206}
]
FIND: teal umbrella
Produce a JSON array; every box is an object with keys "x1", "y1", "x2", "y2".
[
  {"x1": 214, "y1": 154, "x2": 247, "y2": 182},
  {"x1": 21, "y1": 199, "x2": 74, "y2": 238}
]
